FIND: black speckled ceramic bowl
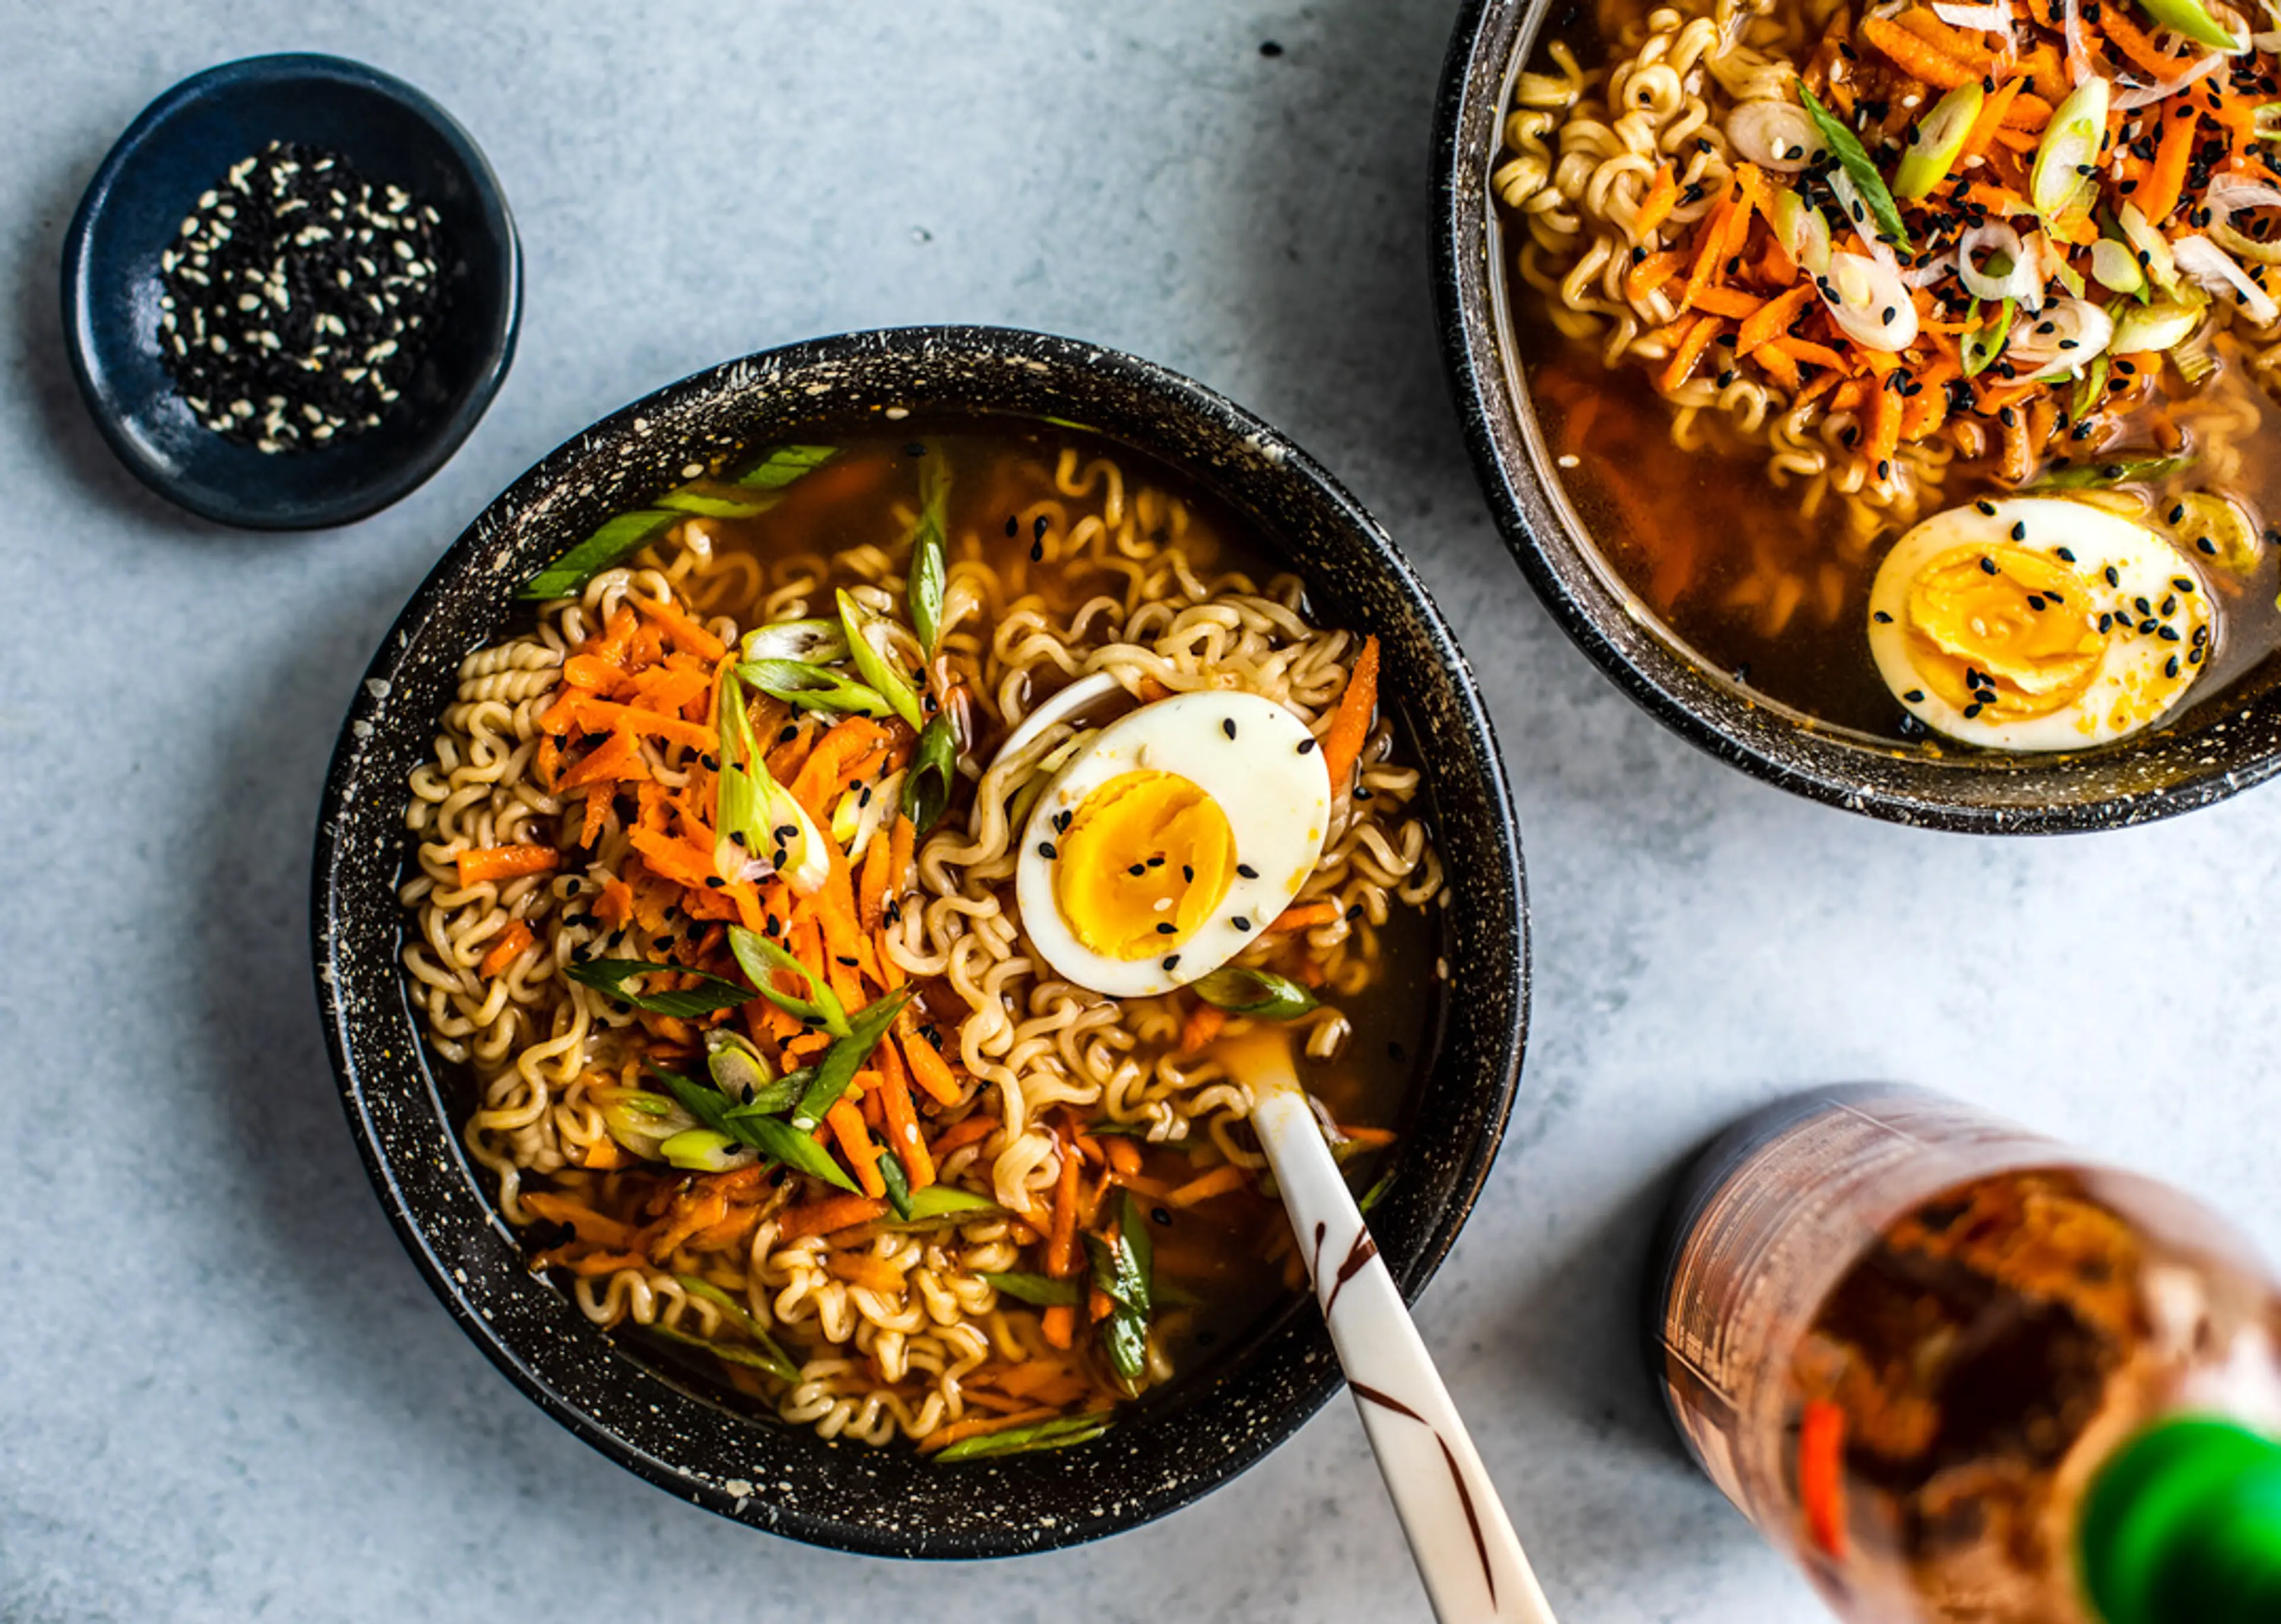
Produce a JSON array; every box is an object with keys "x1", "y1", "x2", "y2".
[
  {"x1": 1435, "y1": 0, "x2": 2281, "y2": 833},
  {"x1": 312, "y1": 327, "x2": 1528, "y2": 1556}
]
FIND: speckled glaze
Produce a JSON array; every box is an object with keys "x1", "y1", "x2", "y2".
[
  {"x1": 310, "y1": 327, "x2": 1529, "y2": 1558},
  {"x1": 1433, "y1": 0, "x2": 2281, "y2": 833},
  {"x1": 61, "y1": 53, "x2": 520, "y2": 530}
]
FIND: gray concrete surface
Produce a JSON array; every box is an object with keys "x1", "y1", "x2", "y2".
[{"x1": 2, "y1": 3, "x2": 2273, "y2": 1620}]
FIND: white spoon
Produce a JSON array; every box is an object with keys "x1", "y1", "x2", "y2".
[{"x1": 1221, "y1": 1025, "x2": 1557, "y2": 1624}]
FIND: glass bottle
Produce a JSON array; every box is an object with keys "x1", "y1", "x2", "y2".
[{"x1": 1648, "y1": 1085, "x2": 2281, "y2": 1623}]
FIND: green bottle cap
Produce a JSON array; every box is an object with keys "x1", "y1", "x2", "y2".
[{"x1": 2079, "y1": 1417, "x2": 2281, "y2": 1624}]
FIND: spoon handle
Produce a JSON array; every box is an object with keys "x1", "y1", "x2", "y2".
[{"x1": 1252, "y1": 1079, "x2": 1557, "y2": 1624}]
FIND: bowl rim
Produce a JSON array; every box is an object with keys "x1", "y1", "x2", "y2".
[
  {"x1": 1430, "y1": 0, "x2": 2281, "y2": 834},
  {"x1": 59, "y1": 50, "x2": 523, "y2": 530},
  {"x1": 311, "y1": 323, "x2": 1531, "y2": 1556}
]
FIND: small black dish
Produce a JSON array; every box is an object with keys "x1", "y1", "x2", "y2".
[
  {"x1": 61, "y1": 53, "x2": 520, "y2": 530},
  {"x1": 311, "y1": 327, "x2": 1531, "y2": 1556},
  {"x1": 1433, "y1": 0, "x2": 2281, "y2": 833}
]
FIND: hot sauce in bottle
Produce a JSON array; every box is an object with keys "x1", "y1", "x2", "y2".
[{"x1": 1650, "y1": 1085, "x2": 2281, "y2": 1623}]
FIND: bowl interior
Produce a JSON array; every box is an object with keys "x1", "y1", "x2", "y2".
[
  {"x1": 313, "y1": 327, "x2": 1528, "y2": 1556},
  {"x1": 1435, "y1": 0, "x2": 2281, "y2": 832},
  {"x1": 63, "y1": 53, "x2": 520, "y2": 530}
]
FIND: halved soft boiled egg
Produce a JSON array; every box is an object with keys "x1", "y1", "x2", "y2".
[
  {"x1": 1867, "y1": 496, "x2": 2212, "y2": 751},
  {"x1": 1015, "y1": 691, "x2": 1331, "y2": 997}
]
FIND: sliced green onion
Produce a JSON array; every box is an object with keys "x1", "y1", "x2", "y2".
[
  {"x1": 728, "y1": 925, "x2": 851, "y2": 1037},
  {"x1": 635, "y1": 1321, "x2": 798, "y2": 1382},
  {"x1": 714, "y1": 669, "x2": 829, "y2": 893},
  {"x1": 2021, "y1": 453, "x2": 2195, "y2": 491},
  {"x1": 901, "y1": 714, "x2": 959, "y2": 833},
  {"x1": 2117, "y1": 204, "x2": 2182, "y2": 298},
  {"x1": 2070, "y1": 353, "x2": 2112, "y2": 420},
  {"x1": 1798, "y1": 86, "x2": 1912, "y2": 252},
  {"x1": 740, "y1": 618, "x2": 848, "y2": 665},
  {"x1": 791, "y1": 988, "x2": 913, "y2": 1131},
  {"x1": 2090, "y1": 238, "x2": 2147, "y2": 297},
  {"x1": 658, "y1": 1127, "x2": 745, "y2": 1171},
  {"x1": 1770, "y1": 185, "x2": 1833, "y2": 276},
  {"x1": 1085, "y1": 1192, "x2": 1155, "y2": 1395},
  {"x1": 835, "y1": 590, "x2": 927, "y2": 731},
  {"x1": 878, "y1": 1149, "x2": 915, "y2": 1221},
  {"x1": 734, "y1": 444, "x2": 836, "y2": 490},
  {"x1": 2111, "y1": 294, "x2": 2206, "y2": 353},
  {"x1": 738, "y1": 658, "x2": 895, "y2": 719},
  {"x1": 1895, "y1": 81, "x2": 1983, "y2": 200},
  {"x1": 909, "y1": 456, "x2": 949, "y2": 656},
  {"x1": 1190, "y1": 965, "x2": 1321, "y2": 1020},
  {"x1": 901, "y1": 1186, "x2": 1001, "y2": 1224},
  {"x1": 518, "y1": 510, "x2": 680, "y2": 601},
  {"x1": 933, "y1": 1414, "x2": 1110, "y2": 1462},
  {"x1": 656, "y1": 485, "x2": 775, "y2": 519},
  {"x1": 745, "y1": 1113, "x2": 864, "y2": 1192},
  {"x1": 672, "y1": 1275, "x2": 802, "y2": 1382},
  {"x1": 2032, "y1": 76, "x2": 2110, "y2": 225},
  {"x1": 2132, "y1": 0, "x2": 2245, "y2": 52},
  {"x1": 706, "y1": 1031, "x2": 780, "y2": 1104},
  {"x1": 564, "y1": 958, "x2": 753, "y2": 1018},
  {"x1": 980, "y1": 1271, "x2": 1082, "y2": 1306},
  {"x1": 1961, "y1": 298, "x2": 2016, "y2": 378}
]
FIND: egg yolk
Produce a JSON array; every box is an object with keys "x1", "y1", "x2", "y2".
[
  {"x1": 1904, "y1": 544, "x2": 2104, "y2": 719},
  {"x1": 1052, "y1": 770, "x2": 1235, "y2": 960}
]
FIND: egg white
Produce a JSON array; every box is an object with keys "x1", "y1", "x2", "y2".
[
  {"x1": 1867, "y1": 496, "x2": 2212, "y2": 751},
  {"x1": 1014, "y1": 691, "x2": 1331, "y2": 999}
]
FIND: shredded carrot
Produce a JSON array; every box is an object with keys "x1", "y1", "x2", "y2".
[
  {"x1": 555, "y1": 694, "x2": 718, "y2": 756},
  {"x1": 1634, "y1": 160, "x2": 1679, "y2": 236},
  {"x1": 898, "y1": 1029, "x2": 964, "y2": 1107},
  {"x1": 776, "y1": 1194, "x2": 889, "y2": 1244},
  {"x1": 857, "y1": 826, "x2": 893, "y2": 931},
  {"x1": 572, "y1": 1135, "x2": 631, "y2": 1170},
  {"x1": 455, "y1": 843, "x2": 560, "y2": 887},
  {"x1": 1894, "y1": 5, "x2": 1997, "y2": 65},
  {"x1": 929, "y1": 1112, "x2": 998, "y2": 1158},
  {"x1": 2094, "y1": 4, "x2": 2191, "y2": 83},
  {"x1": 1166, "y1": 1164, "x2": 1250, "y2": 1208},
  {"x1": 1679, "y1": 197, "x2": 1737, "y2": 311},
  {"x1": 827, "y1": 1099, "x2": 886, "y2": 1199},
  {"x1": 886, "y1": 813, "x2": 915, "y2": 897},
  {"x1": 1335, "y1": 1125, "x2": 1399, "y2": 1150},
  {"x1": 1737, "y1": 282, "x2": 1816, "y2": 357},
  {"x1": 786, "y1": 717, "x2": 892, "y2": 825},
  {"x1": 1625, "y1": 247, "x2": 1688, "y2": 302},
  {"x1": 1691, "y1": 285, "x2": 1767, "y2": 320},
  {"x1": 1319, "y1": 633, "x2": 1380, "y2": 794},
  {"x1": 1180, "y1": 1002, "x2": 1228, "y2": 1054},
  {"x1": 1658, "y1": 314, "x2": 1723, "y2": 394},
  {"x1": 915, "y1": 1405, "x2": 1062, "y2": 1454},
  {"x1": 477, "y1": 920, "x2": 535, "y2": 979},
  {"x1": 2140, "y1": 103, "x2": 2198, "y2": 225},
  {"x1": 562, "y1": 652, "x2": 631, "y2": 694},
  {"x1": 1045, "y1": 1139, "x2": 1083, "y2": 1279},
  {"x1": 631, "y1": 593, "x2": 728, "y2": 663},
  {"x1": 1960, "y1": 76, "x2": 2025, "y2": 165},
  {"x1": 1040, "y1": 1304, "x2": 1075, "y2": 1350},
  {"x1": 1269, "y1": 900, "x2": 1341, "y2": 934},
  {"x1": 1860, "y1": 15, "x2": 1977, "y2": 89},
  {"x1": 873, "y1": 1038, "x2": 936, "y2": 1189},
  {"x1": 1867, "y1": 375, "x2": 1904, "y2": 479},
  {"x1": 1102, "y1": 1136, "x2": 1143, "y2": 1177},
  {"x1": 521, "y1": 1190, "x2": 635, "y2": 1249},
  {"x1": 1772, "y1": 334, "x2": 1847, "y2": 371},
  {"x1": 1754, "y1": 340, "x2": 1802, "y2": 391},
  {"x1": 822, "y1": 1251, "x2": 906, "y2": 1296},
  {"x1": 561, "y1": 729, "x2": 650, "y2": 792}
]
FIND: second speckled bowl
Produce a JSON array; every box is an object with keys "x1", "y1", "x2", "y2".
[
  {"x1": 311, "y1": 327, "x2": 1529, "y2": 1556},
  {"x1": 1435, "y1": 0, "x2": 2281, "y2": 833}
]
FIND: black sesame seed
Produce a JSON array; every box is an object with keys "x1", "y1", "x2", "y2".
[
  {"x1": 1162, "y1": 955, "x2": 1180, "y2": 970},
  {"x1": 1297, "y1": 738, "x2": 1316, "y2": 754},
  {"x1": 2010, "y1": 523, "x2": 2026, "y2": 541},
  {"x1": 1221, "y1": 718, "x2": 1236, "y2": 739},
  {"x1": 1981, "y1": 555, "x2": 2000, "y2": 574},
  {"x1": 2173, "y1": 577, "x2": 2195, "y2": 593},
  {"x1": 1128, "y1": 863, "x2": 1146, "y2": 877},
  {"x1": 1232, "y1": 917, "x2": 1252, "y2": 932},
  {"x1": 2056, "y1": 547, "x2": 2076, "y2": 563},
  {"x1": 1976, "y1": 500, "x2": 1998, "y2": 516},
  {"x1": 1156, "y1": 922, "x2": 1178, "y2": 936},
  {"x1": 1038, "y1": 842, "x2": 1057, "y2": 859},
  {"x1": 2197, "y1": 536, "x2": 2219, "y2": 554},
  {"x1": 1236, "y1": 863, "x2": 1259, "y2": 879},
  {"x1": 1034, "y1": 515, "x2": 1050, "y2": 542},
  {"x1": 2106, "y1": 566, "x2": 2121, "y2": 586},
  {"x1": 2166, "y1": 655, "x2": 2181, "y2": 677},
  {"x1": 2159, "y1": 624, "x2": 2182, "y2": 641},
  {"x1": 1004, "y1": 514, "x2": 1018, "y2": 536},
  {"x1": 1183, "y1": 865, "x2": 1195, "y2": 882},
  {"x1": 1874, "y1": 609, "x2": 1894, "y2": 623},
  {"x1": 1029, "y1": 541, "x2": 1044, "y2": 562},
  {"x1": 1904, "y1": 688, "x2": 1926, "y2": 702}
]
